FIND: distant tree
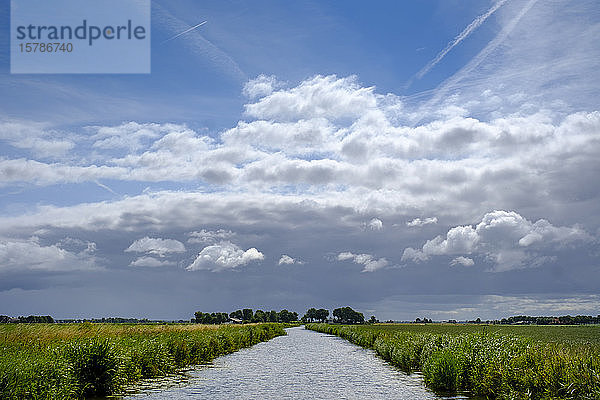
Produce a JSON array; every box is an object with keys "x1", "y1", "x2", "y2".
[
  {"x1": 18, "y1": 315, "x2": 54, "y2": 323},
  {"x1": 242, "y1": 309, "x2": 254, "y2": 322},
  {"x1": 368, "y1": 316, "x2": 377, "y2": 324},
  {"x1": 302, "y1": 308, "x2": 318, "y2": 322},
  {"x1": 316, "y1": 309, "x2": 329, "y2": 322},
  {"x1": 268, "y1": 310, "x2": 278, "y2": 322},
  {"x1": 332, "y1": 307, "x2": 364, "y2": 324},
  {"x1": 0, "y1": 315, "x2": 10, "y2": 323},
  {"x1": 302, "y1": 308, "x2": 328, "y2": 323},
  {"x1": 230, "y1": 310, "x2": 243, "y2": 320},
  {"x1": 194, "y1": 312, "x2": 230, "y2": 324},
  {"x1": 278, "y1": 309, "x2": 298, "y2": 323},
  {"x1": 253, "y1": 310, "x2": 267, "y2": 322}
]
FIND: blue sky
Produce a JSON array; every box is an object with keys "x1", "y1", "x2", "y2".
[{"x1": 1, "y1": 0, "x2": 599, "y2": 320}]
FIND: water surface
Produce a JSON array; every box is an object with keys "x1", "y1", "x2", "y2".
[{"x1": 124, "y1": 326, "x2": 467, "y2": 399}]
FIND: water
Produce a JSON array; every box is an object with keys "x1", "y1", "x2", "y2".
[{"x1": 123, "y1": 326, "x2": 467, "y2": 399}]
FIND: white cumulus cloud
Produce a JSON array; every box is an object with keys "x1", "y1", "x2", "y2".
[
  {"x1": 367, "y1": 218, "x2": 383, "y2": 231},
  {"x1": 125, "y1": 237, "x2": 186, "y2": 257},
  {"x1": 407, "y1": 217, "x2": 438, "y2": 227},
  {"x1": 129, "y1": 256, "x2": 176, "y2": 268},
  {"x1": 402, "y1": 210, "x2": 593, "y2": 271},
  {"x1": 186, "y1": 241, "x2": 264, "y2": 272},
  {"x1": 450, "y1": 256, "x2": 475, "y2": 267},
  {"x1": 337, "y1": 251, "x2": 389, "y2": 272},
  {"x1": 278, "y1": 254, "x2": 297, "y2": 265},
  {"x1": 0, "y1": 237, "x2": 98, "y2": 272},
  {"x1": 187, "y1": 229, "x2": 235, "y2": 244},
  {"x1": 243, "y1": 74, "x2": 281, "y2": 99}
]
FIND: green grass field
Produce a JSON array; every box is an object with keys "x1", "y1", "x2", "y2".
[
  {"x1": 306, "y1": 323, "x2": 600, "y2": 399},
  {"x1": 0, "y1": 322, "x2": 285, "y2": 399},
  {"x1": 348, "y1": 323, "x2": 600, "y2": 345}
]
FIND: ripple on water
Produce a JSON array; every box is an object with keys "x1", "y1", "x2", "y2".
[{"x1": 122, "y1": 326, "x2": 469, "y2": 400}]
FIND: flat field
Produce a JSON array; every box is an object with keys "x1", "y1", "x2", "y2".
[
  {"x1": 0, "y1": 322, "x2": 285, "y2": 399},
  {"x1": 307, "y1": 323, "x2": 600, "y2": 399},
  {"x1": 356, "y1": 323, "x2": 600, "y2": 345}
]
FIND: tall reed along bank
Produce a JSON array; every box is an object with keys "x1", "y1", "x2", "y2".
[
  {"x1": 0, "y1": 323, "x2": 285, "y2": 399},
  {"x1": 306, "y1": 323, "x2": 600, "y2": 399}
]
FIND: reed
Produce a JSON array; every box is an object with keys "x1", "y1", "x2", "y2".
[
  {"x1": 0, "y1": 323, "x2": 285, "y2": 399},
  {"x1": 306, "y1": 323, "x2": 600, "y2": 399}
]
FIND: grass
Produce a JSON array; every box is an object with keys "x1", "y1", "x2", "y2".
[
  {"x1": 0, "y1": 322, "x2": 285, "y2": 399},
  {"x1": 306, "y1": 323, "x2": 600, "y2": 399}
]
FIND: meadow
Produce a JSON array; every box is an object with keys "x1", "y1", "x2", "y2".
[
  {"x1": 306, "y1": 323, "x2": 600, "y2": 399},
  {"x1": 0, "y1": 322, "x2": 285, "y2": 399}
]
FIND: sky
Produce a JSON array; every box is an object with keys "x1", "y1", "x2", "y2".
[{"x1": 1, "y1": 0, "x2": 599, "y2": 321}]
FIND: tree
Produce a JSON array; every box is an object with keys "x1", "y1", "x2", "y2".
[
  {"x1": 302, "y1": 308, "x2": 318, "y2": 322},
  {"x1": 268, "y1": 310, "x2": 278, "y2": 322},
  {"x1": 230, "y1": 310, "x2": 243, "y2": 320},
  {"x1": 253, "y1": 310, "x2": 267, "y2": 322},
  {"x1": 332, "y1": 307, "x2": 364, "y2": 324},
  {"x1": 368, "y1": 316, "x2": 377, "y2": 324},
  {"x1": 278, "y1": 309, "x2": 298, "y2": 323},
  {"x1": 316, "y1": 308, "x2": 329, "y2": 322},
  {"x1": 194, "y1": 312, "x2": 228, "y2": 324},
  {"x1": 18, "y1": 315, "x2": 54, "y2": 323},
  {"x1": 242, "y1": 308, "x2": 254, "y2": 322}
]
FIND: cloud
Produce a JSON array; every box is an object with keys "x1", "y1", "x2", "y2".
[
  {"x1": 402, "y1": 210, "x2": 593, "y2": 271},
  {"x1": 243, "y1": 75, "x2": 377, "y2": 122},
  {"x1": 129, "y1": 256, "x2": 176, "y2": 268},
  {"x1": 0, "y1": 237, "x2": 98, "y2": 272},
  {"x1": 450, "y1": 256, "x2": 475, "y2": 267},
  {"x1": 243, "y1": 75, "x2": 282, "y2": 99},
  {"x1": 367, "y1": 218, "x2": 383, "y2": 231},
  {"x1": 407, "y1": 217, "x2": 438, "y2": 227},
  {"x1": 400, "y1": 247, "x2": 429, "y2": 263},
  {"x1": 0, "y1": 120, "x2": 74, "y2": 158},
  {"x1": 187, "y1": 229, "x2": 235, "y2": 244},
  {"x1": 186, "y1": 241, "x2": 264, "y2": 272},
  {"x1": 337, "y1": 251, "x2": 389, "y2": 272},
  {"x1": 125, "y1": 237, "x2": 186, "y2": 257},
  {"x1": 91, "y1": 122, "x2": 172, "y2": 152},
  {"x1": 56, "y1": 237, "x2": 97, "y2": 255},
  {"x1": 2, "y1": 77, "x2": 599, "y2": 234},
  {"x1": 278, "y1": 255, "x2": 298, "y2": 265}
]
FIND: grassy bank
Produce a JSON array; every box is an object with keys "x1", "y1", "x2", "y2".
[
  {"x1": 0, "y1": 322, "x2": 285, "y2": 399},
  {"x1": 306, "y1": 323, "x2": 600, "y2": 399}
]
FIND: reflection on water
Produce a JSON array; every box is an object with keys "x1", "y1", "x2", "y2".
[{"x1": 122, "y1": 326, "x2": 468, "y2": 399}]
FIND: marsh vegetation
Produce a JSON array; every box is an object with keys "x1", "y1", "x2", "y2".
[
  {"x1": 307, "y1": 323, "x2": 600, "y2": 399},
  {"x1": 0, "y1": 322, "x2": 284, "y2": 399}
]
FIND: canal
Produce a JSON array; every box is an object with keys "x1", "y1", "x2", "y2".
[{"x1": 123, "y1": 326, "x2": 467, "y2": 399}]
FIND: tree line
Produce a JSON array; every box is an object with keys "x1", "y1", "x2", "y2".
[
  {"x1": 0, "y1": 315, "x2": 54, "y2": 323},
  {"x1": 302, "y1": 306, "x2": 369, "y2": 324},
  {"x1": 193, "y1": 306, "x2": 369, "y2": 325},
  {"x1": 499, "y1": 315, "x2": 600, "y2": 325},
  {"x1": 193, "y1": 309, "x2": 299, "y2": 324}
]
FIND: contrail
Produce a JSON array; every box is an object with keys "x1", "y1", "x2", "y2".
[
  {"x1": 414, "y1": 0, "x2": 508, "y2": 81},
  {"x1": 94, "y1": 180, "x2": 118, "y2": 195},
  {"x1": 412, "y1": 0, "x2": 538, "y2": 126},
  {"x1": 162, "y1": 21, "x2": 207, "y2": 44}
]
